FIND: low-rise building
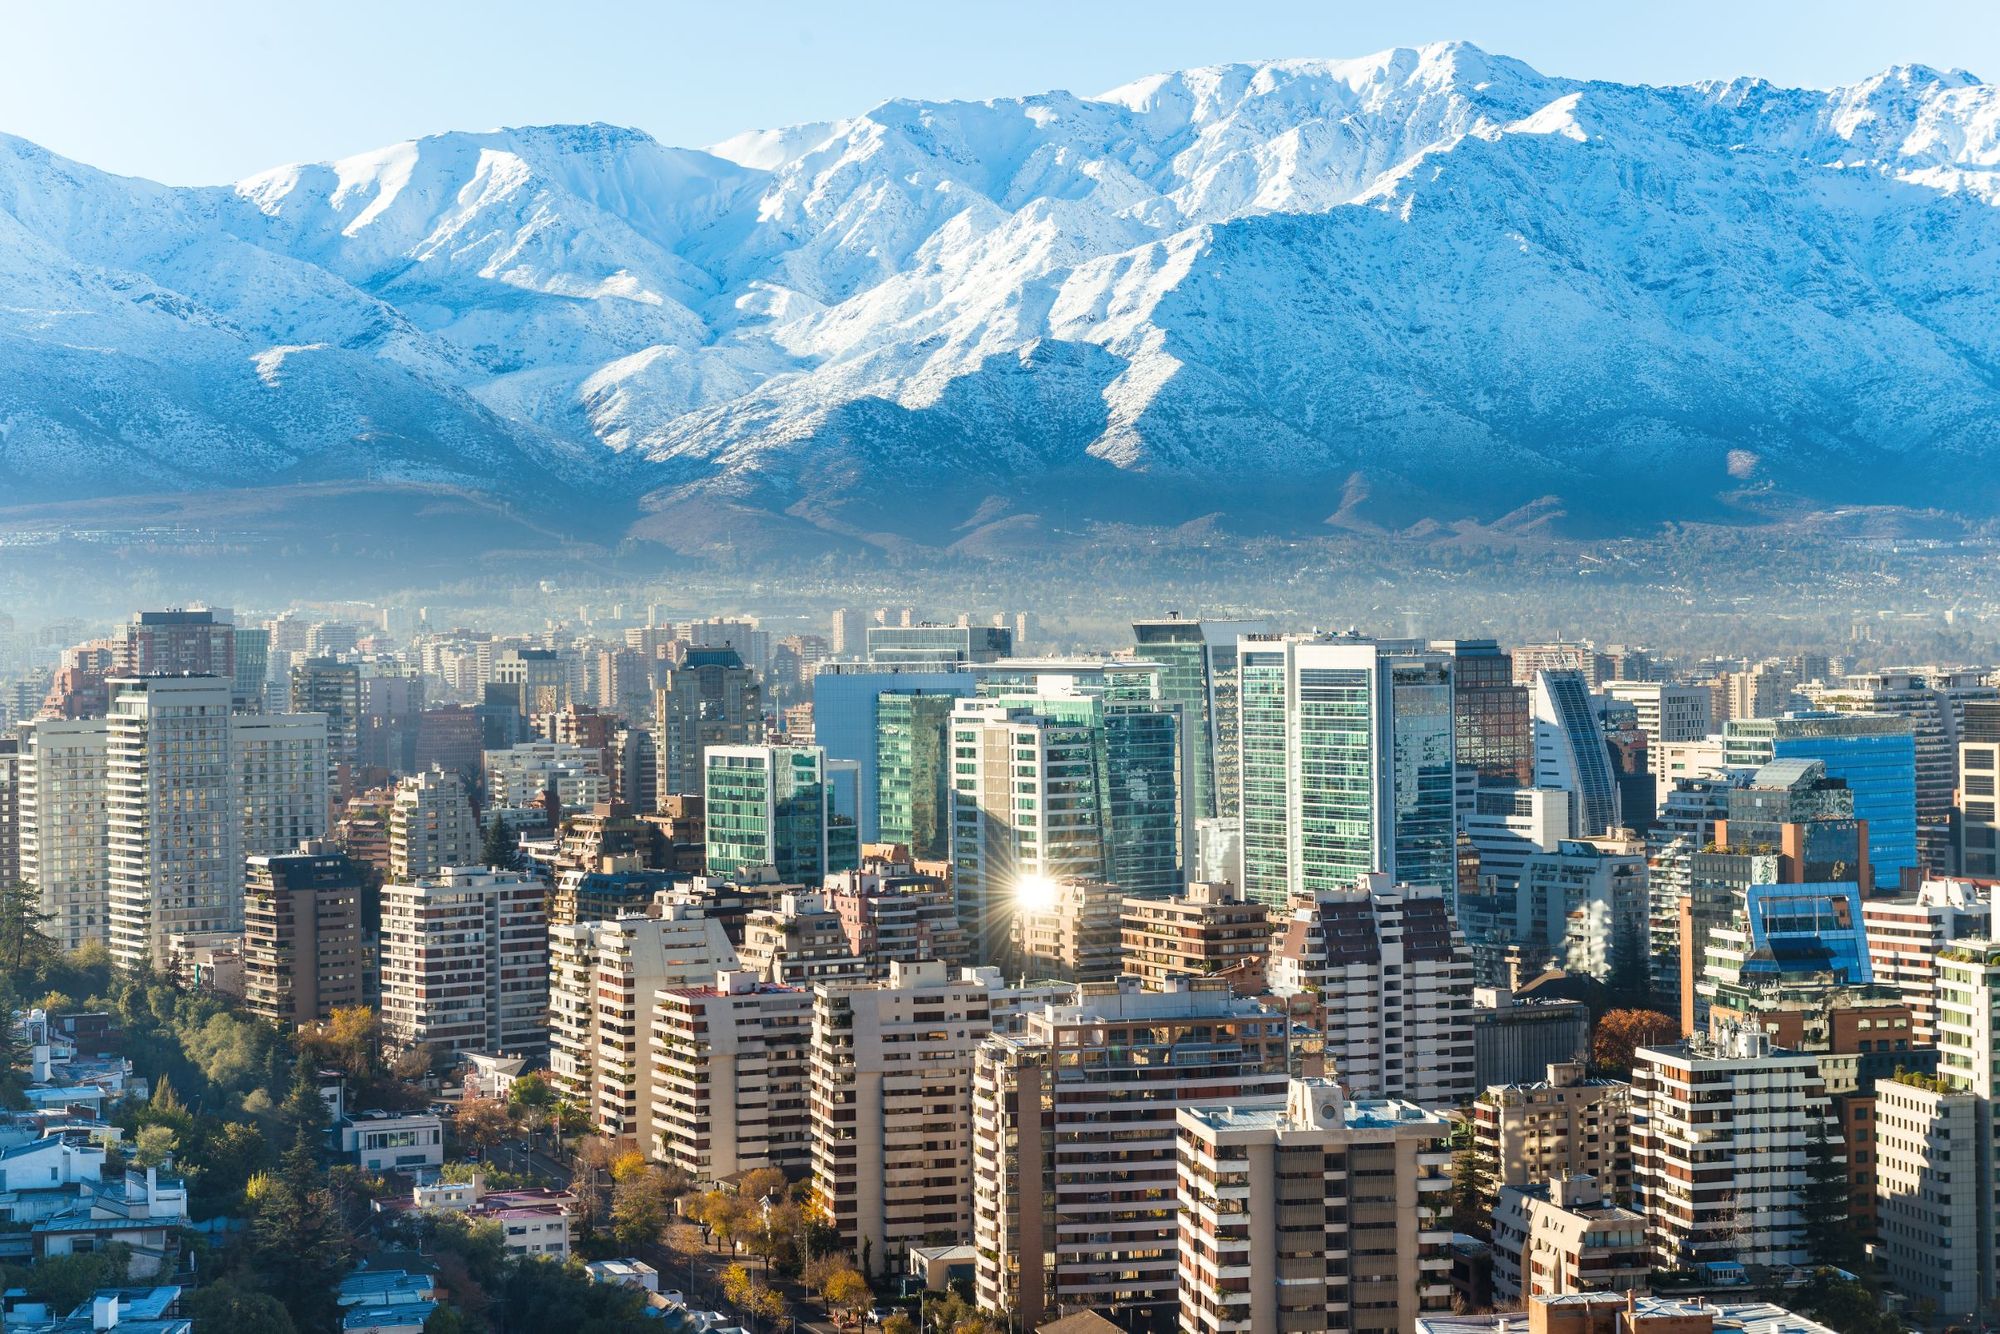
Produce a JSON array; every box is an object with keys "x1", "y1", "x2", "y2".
[
  {"x1": 1010, "y1": 878, "x2": 1126, "y2": 984},
  {"x1": 1490, "y1": 1173, "x2": 1648, "y2": 1303},
  {"x1": 338, "y1": 1109, "x2": 445, "y2": 1177}
]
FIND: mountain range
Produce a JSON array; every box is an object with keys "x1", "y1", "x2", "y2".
[{"x1": 4, "y1": 42, "x2": 2000, "y2": 557}]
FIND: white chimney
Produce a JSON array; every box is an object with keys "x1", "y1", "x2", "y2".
[{"x1": 92, "y1": 1294, "x2": 119, "y2": 1330}]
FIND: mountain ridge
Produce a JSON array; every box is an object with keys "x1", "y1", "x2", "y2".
[{"x1": 4, "y1": 42, "x2": 2000, "y2": 555}]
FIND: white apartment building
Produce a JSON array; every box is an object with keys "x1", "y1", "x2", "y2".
[
  {"x1": 17, "y1": 718, "x2": 110, "y2": 950},
  {"x1": 810, "y1": 960, "x2": 997, "y2": 1272},
  {"x1": 106, "y1": 676, "x2": 240, "y2": 971},
  {"x1": 1514, "y1": 835, "x2": 1648, "y2": 983},
  {"x1": 971, "y1": 979, "x2": 1288, "y2": 1328},
  {"x1": 1630, "y1": 1025, "x2": 1827, "y2": 1269},
  {"x1": 1270, "y1": 874, "x2": 1476, "y2": 1108},
  {"x1": 484, "y1": 740, "x2": 605, "y2": 809},
  {"x1": 379, "y1": 867, "x2": 549, "y2": 1061},
  {"x1": 1463, "y1": 787, "x2": 1569, "y2": 898},
  {"x1": 1863, "y1": 880, "x2": 1994, "y2": 1043},
  {"x1": 390, "y1": 767, "x2": 479, "y2": 881},
  {"x1": 1175, "y1": 1076, "x2": 1454, "y2": 1334},
  {"x1": 547, "y1": 905, "x2": 738, "y2": 1138},
  {"x1": 1874, "y1": 1072, "x2": 1983, "y2": 1316},
  {"x1": 649, "y1": 970, "x2": 812, "y2": 1180},
  {"x1": 1602, "y1": 681, "x2": 1713, "y2": 785},
  {"x1": 233, "y1": 710, "x2": 329, "y2": 858}
]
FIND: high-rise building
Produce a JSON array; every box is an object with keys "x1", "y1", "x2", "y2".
[
  {"x1": 864, "y1": 624, "x2": 1011, "y2": 668},
  {"x1": 1433, "y1": 639, "x2": 1533, "y2": 791},
  {"x1": 739, "y1": 892, "x2": 871, "y2": 987},
  {"x1": 829, "y1": 608, "x2": 867, "y2": 657},
  {"x1": 809, "y1": 961, "x2": 997, "y2": 1271},
  {"x1": 873, "y1": 689, "x2": 960, "y2": 858},
  {"x1": 1631, "y1": 1025, "x2": 1827, "y2": 1269},
  {"x1": 1119, "y1": 880, "x2": 1273, "y2": 993},
  {"x1": 1810, "y1": 669, "x2": 1995, "y2": 877},
  {"x1": 1956, "y1": 698, "x2": 2000, "y2": 876},
  {"x1": 379, "y1": 866, "x2": 549, "y2": 1061},
  {"x1": 232, "y1": 625, "x2": 270, "y2": 712},
  {"x1": 1531, "y1": 670, "x2": 1621, "y2": 838},
  {"x1": 1270, "y1": 875, "x2": 1476, "y2": 1108},
  {"x1": 1132, "y1": 615, "x2": 1269, "y2": 821},
  {"x1": 1723, "y1": 711, "x2": 1917, "y2": 890},
  {"x1": 973, "y1": 980, "x2": 1288, "y2": 1328},
  {"x1": 704, "y1": 744, "x2": 841, "y2": 882},
  {"x1": 242, "y1": 845, "x2": 367, "y2": 1028},
  {"x1": 484, "y1": 739, "x2": 605, "y2": 811},
  {"x1": 650, "y1": 970, "x2": 812, "y2": 1179},
  {"x1": 291, "y1": 657, "x2": 362, "y2": 783},
  {"x1": 949, "y1": 686, "x2": 1186, "y2": 957},
  {"x1": 1873, "y1": 940, "x2": 2000, "y2": 1314},
  {"x1": 232, "y1": 711, "x2": 329, "y2": 858},
  {"x1": 105, "y1": 676, "x2": 239, "y2": 971},
  {"x1": 1601, "y1": 681, "x2": 1713, "y2": 787},
  {"x1": 1008, "y1": 878, "x2": 1126, "y2": 983},
  {"x1": 493, "y1": 647, "x2": 570, "y2": 716},
  {"x1": 17, "y1": 717, "x2": 110, "y2": 950},
  {"x1": 0, "y1": 737, "x2": 18, "y2": 896},
  {"x1": 1174, "y1": 1076, "x2": 1455, "y2": 1334},
  {"x1": 389, "y1": 768, "x2": 479, "y2": 882},
  {"x1": 548, "y1": 905, "x2": 739, "y2": 1138},
  {"x1": 1490, "y1": 1173, "x2": 1649, "y2": 1305},
  {"x1": 1875, "y1": 1071, "x2": 1984, "y2": 1316},
  {"x1": 1237, "y1": 636, "x2": 1456, "y2": 908},
  {"x1": 811, "y1": 665, "x2": 973, "y2": 845},
  {"x1": 118, "y1": 608, "x2": 235, "y2": 678},
  {"x1": 1514, "y1": 835, "x2": 1648, "y2": 983},
  {"x1": 823, "y1": 860, "x2": 969, "y2": 973},
  {"x1": 654, "y1": 646, "x2": 762, "y2": 798},
  {"x1": 1862, "y1": 879, "x2": 1994, "y2": 1042}
]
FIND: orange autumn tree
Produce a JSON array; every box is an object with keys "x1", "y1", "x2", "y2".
[{"x1": 1592, "y1": 1009, "x2": 1678, "y2": 1075}]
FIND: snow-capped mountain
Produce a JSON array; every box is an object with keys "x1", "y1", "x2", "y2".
[{"x1": 5, "y1": 42, "x2": 2000, "y2": 550}]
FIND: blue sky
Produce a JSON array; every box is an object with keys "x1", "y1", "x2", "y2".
[{"x1": 5, "y1": 0, "x2": 1997, "y2": 184}]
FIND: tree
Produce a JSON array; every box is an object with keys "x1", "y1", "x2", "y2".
[
  {"x1": 1591, "y1": 1008, "x2": 1678, "y2": 1076},
  {"x1": 611, "y1": 1164, "x2": 673, "y2": 1251},
  {"x1": 0, "y1": 880, "x2": 57, "y2": 977},
  {"x1": 482, "y1": 814, "x2": 515, "y2": 870},
  {"x1": 722, "y1": 1262, "x2": 786, "y2": 1333},
  {"x1": 823, "y1": 1266, "x2": 872, "y2": 1318},
  {"x1": 1801, "y1": 1113, "x2": 1864, "y2": 1275},
  {"x1": 25, "y1": 1246, "x2": 134, "y2": 1312},
  {"x1": 454, "y1": 1097, "x2": 515, "y2": 1160},
  {"x1": 1447, "y1": 1134, "x2": 1495, "y2": 1239},
  {"x1": 131, "y1": 1124, "x2": 179, "y2": 1170},
  {"x1": 883, "y1": 1317, "x2": 917, "y2": 1334},
  {"x1": 508, "y1": 1070, "x2": 555, "y2": 1128},
  {"x1": 184, "y1": 1280, "x2": 298, "y2": 1334}
]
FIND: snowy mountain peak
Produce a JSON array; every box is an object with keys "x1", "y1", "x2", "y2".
[{"x1": 4, "y1": 46, "x2": 2000, "y2": 553}]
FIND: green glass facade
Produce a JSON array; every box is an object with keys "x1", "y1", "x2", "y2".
[
  {"x1": 704, "y1": 745, "x2": 830, "y2": 882},
  {"x1": 1238, "y1": 640, "x2": 1457, "y2": 907},
  {"x1": 876, "y1": 691, "x2": 957, "y2": 859}
]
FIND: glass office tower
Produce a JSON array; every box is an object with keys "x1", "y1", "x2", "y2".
[
  {"x1": 1237, "y1": 637, "x2": 1456, "y2": 907},
  {"x1": 1724, "y1": 712, "x2": 1917, "y2": 891},
  {"x1": 1132, "y1": 616, "x2": 1270, "y2": 821}
]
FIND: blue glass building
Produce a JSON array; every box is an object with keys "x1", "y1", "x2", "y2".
[{"x1": 1724, "y1": 712, "x2": 1917, "y2": 891}]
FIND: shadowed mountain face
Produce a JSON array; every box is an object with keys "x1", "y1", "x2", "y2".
[{"x1": 3, "y1": 44, "x2": 1999, "y2": 553}]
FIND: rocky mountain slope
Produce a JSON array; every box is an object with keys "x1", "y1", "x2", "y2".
[{"x1": 3, "y1": 43, "x2": 1999, "y2": 552}]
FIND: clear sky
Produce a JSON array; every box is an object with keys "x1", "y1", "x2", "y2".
[{"x1": 4, "y1": 0, "x2": 1997, "y2": 185}]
